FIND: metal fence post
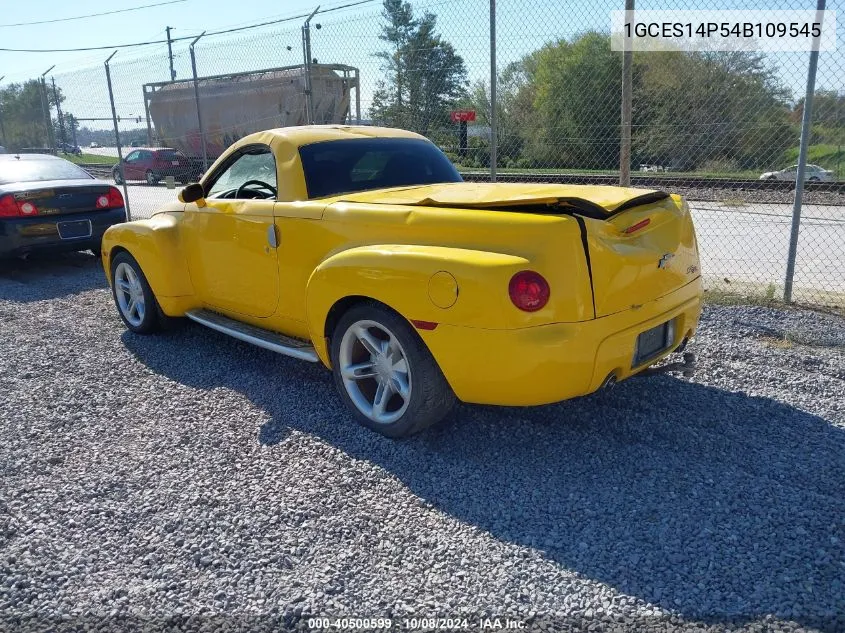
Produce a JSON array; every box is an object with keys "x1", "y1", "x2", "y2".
[
  {"x1": 51, "y1": 77, "x2": 67, "y2": 149},
  {"x1": 619, "y1": 0, "x2": 634, "y2": 187},
  {"x1": 302, "y1": 6, "x2": 320, "y2": 125},
  {"x1": 39, "y1": 66, "x2": 55, "y2": 151},
  {"x1": 143, "y1": 86, "x2": 154, "y2": 147},
  {"x1": 783, "y1": 0, "x2": 826, "y2": 303},
  {"x1": 355, "y1": 67, "x2": 361, "y2": 125},
  {"x1": 166, "y1": 26, "x2": 176, "y2": 81},
  {"x1": 489, "y1": 0, "x2": 497, "y2": 182},
  {"x1": 189, "y1": 32, "x2": 208, "y2": 172},
  {"x1": 105, "y1": 51, "x2": 131, "y2": 221}
]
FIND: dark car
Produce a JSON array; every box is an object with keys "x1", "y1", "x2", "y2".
[
  {"x1": 112, "y1": 148, "x2": 192, "y2": 185},
  {"x1": 58, "y1": 142, "x2": 82, "y2": 155},
  {"x1": 0, "y1": 154, "x2": 126, "y2": 258}
]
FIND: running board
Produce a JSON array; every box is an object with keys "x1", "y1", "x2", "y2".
[{"x1": 185, "y1": 309, "x2": 319, "y2": 362}]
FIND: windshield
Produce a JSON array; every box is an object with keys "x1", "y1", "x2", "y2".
[
  {"x1": 299, "y1": 138, "x2": 462, "y2": 199},
  {"x1": 0, "y1": 158, "x2": 93, "y2": 185}
]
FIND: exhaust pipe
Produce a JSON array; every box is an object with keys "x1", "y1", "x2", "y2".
[{"x1": 600, "y1": 373, "x2": 618, "y2": 390}]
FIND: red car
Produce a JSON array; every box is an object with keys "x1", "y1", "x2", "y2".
[{"x1": 112, "y1": 148, "x2": 193, "y2": 185}]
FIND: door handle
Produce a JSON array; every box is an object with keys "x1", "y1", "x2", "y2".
[{"x1": 267, "y1": 224, "x2": 279, "y2": 249}]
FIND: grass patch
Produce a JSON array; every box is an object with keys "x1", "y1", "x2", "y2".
[
  {"x1": 703, "y1": 282, "x2": 845, "y2": 315},
  {"x1": 703, "y1": 287, "x2": 785, "y2": 309},
  {"x1": 759, "y1": 335, "x2": 795, "y2": 349},
  {"x1": 64, "y1": 153, "x2": 118, "y2": 165}
]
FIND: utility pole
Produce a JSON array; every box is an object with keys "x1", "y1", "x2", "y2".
[
  {"x1": 51, "y1": 77, "x2": 67, "y2": 149},
  {"x1": 166, "y1": 26, "x2": 176, "y2": 81}
]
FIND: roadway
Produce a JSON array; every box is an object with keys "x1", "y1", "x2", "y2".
[{"x1": 120, "y1": 184, "x2": 845, "y2": 300}]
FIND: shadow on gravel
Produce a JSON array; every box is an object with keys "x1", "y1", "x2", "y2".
[
  {"x1": 0, "y1": 251, "x2": 105, "y2": 301},
  {"x1": 124, "y1": 325, "x2": 845, "y2": 631}
]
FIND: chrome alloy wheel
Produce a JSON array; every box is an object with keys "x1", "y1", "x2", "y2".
[
  {"x1": 114, "y1": 262, "x2": 146, "y2": 327},
  {"x1": 338, "y1": 319, "x2": 412, "y2": 425}
]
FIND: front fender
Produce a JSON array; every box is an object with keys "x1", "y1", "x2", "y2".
[
  {"x1": 102, "y1": 213, "x2": 194, "y2": 301},
  {"x1": 305, "y1": 244, "x2": 528, "y2": 365}
]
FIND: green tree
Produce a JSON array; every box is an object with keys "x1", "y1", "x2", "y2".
[
  {"x1": 635, "y1": 50, "x2": 793, "y2": 170},
  {"x1": 0, "y1": 79, "x2": 64, "y2": 151},
  {"x1": 370, "y1": 0, "x2": 467, "y2": 136},
  {"x1": 501, "y1": 33, "x2": 793, "y2": 171},
  {"x1": 528, "y1": 32, "x2": 623, "y2": 169},
  {"x1": 462, "y1": 57, "x2": 539, "y2": 168}
]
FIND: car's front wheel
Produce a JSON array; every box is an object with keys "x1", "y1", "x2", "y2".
[
  {"x1": 113, "y1": 168, "x2": 124, "y2": 185},
  {"x1": 330, "y1": 302, "x2": 456, "y2": 438},
  {"x1": 145, "y1": 170, "x2": 159, "y2": 185},
  {"x1": 110, "y1": 251, "x2": 164, "y2": 334}
]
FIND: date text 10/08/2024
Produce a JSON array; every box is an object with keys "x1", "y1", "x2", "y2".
[{"x1": 307, "y1": 617, "x2": 527, "y2": 630}]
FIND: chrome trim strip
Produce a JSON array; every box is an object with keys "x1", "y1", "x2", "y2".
[{"x1": 185, "y1": 309, "x2": 319, "y2": 362}]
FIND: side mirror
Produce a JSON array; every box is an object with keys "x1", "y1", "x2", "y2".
[{"x1": 179, "y1": 182, "x2": 205, "y2": 204}]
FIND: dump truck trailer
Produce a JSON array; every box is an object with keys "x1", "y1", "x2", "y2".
[{"x1": 143, "y1": 64, "x2": 360, "y2": 160}]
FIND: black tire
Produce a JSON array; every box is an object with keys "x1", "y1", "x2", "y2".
[
  {"x1": 330, "y1": 301, "x2": 456, "y2": 438},
  {"x1": 145, "y1": 170, "x2": 158, "y2": 186},
  {"x1": 110, "y1": 251, "x2": 165, "y2": 335},
  {"x1": 113, "y1": 168, "x2": 124, "y2": 185},
  {"x1": 808, "y1": 176, "x2": 820, "y2": 182}
]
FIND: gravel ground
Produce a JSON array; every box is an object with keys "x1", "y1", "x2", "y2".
[{"x1": 1, "y1": 253, "x2": 843, "y2": 633}]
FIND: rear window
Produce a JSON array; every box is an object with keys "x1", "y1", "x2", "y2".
[
  {"x1": 299, "y1": 138, "x2": 462, "y2": 199},
  {"x1": 156, "y1": 150, "x2": 183, "y2": 161},
  {"x1": 0, "y1": 158, "x2": 93, "y2": 185}
]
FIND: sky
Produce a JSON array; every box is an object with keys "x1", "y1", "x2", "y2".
[{"x1": 0, "y1": 0, "x2": 842, "y2": 130}]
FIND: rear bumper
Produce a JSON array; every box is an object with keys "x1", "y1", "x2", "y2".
[
  {"x1": 0, "y1": 208, "x2": 126, "y2": 257},
  {"x1": 421, "y1": 277, "x2": 703, "y2": 406},
  {"x1": 151, "y1": 167, "x2": 192, "y2": 178}
]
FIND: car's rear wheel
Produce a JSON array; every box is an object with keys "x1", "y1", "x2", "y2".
[
  {"x1": 145, "y1": 170, "x2": 158, "y2": 185},
  {"x1": 110, "y1": 251, "x2": 164, "y2": 334},
  {"x1": 330, "y1": 302, "x2": 456, "y2": 438}
]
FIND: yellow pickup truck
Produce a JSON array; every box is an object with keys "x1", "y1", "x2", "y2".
[{"x1": 102, "y1": 125, "x2": 702, "y2": 437}]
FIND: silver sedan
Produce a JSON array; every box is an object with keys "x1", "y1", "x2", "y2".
[{"x1": 759, "y1": 164, "x2": 835, "y2": 182}]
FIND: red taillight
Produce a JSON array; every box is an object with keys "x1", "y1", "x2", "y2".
[
  {"x1": 0, "y1": 194, "x2": 18, "y2": 218},
  {"x1": 106, "y1": 187, "x2": 124, "y2": 209},
  {"x1": 509, "y1": 270, "x2": 550, "y2": 312},
  {"x1": 0, "y1": 194, "x2": 39, "y2": 218}
]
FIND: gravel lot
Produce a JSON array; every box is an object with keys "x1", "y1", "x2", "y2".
[{"x1": 1, "y1": 253, "x2": 843, "y2": 633}]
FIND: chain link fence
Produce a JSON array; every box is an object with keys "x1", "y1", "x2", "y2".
[{"x1": 1, "y1": 0, "x2": 842, "y2": 307}]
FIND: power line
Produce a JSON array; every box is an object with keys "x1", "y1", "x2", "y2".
[
  {"x1": 0, "y1": 0, "x2": 377, "y2": 53},
  {"x1": 0, "y1": 0, "x2": 187, "y2": 28}
]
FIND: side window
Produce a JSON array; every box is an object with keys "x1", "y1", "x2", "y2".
[{"x1": 207, "y1": 147, "x2": 277, "y2": 199}]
